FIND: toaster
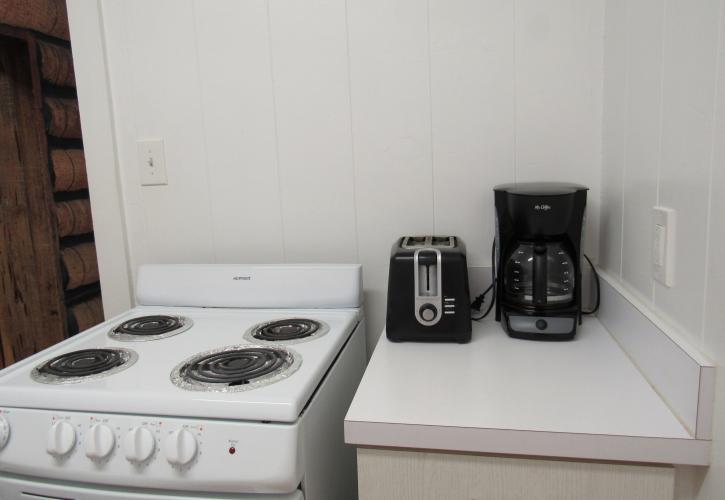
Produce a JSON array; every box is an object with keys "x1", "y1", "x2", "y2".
[{"x1": 386, "y1": 236, "x2": 472, "y2": 343}]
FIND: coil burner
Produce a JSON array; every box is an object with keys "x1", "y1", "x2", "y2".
[
  {"x1": 109, "y1": 315, "x2": 193, "y2": 342},
  {"x1": 31, "y1": 348, "x2": 138, "y2": 384},
  {"x1": 243, "y1": 318, "x2": 329, "y2": 345},
  {"x1": 170, "y1": 346, "x2": 301, "y2": 393}
]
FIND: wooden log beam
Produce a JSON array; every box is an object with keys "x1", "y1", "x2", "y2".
[
  {"x1": 0, "y1": 0, "x2": 70, "y2": 41},
  {"x1": 55, "y1": 198, "x2": 93, "y2": 237},
  {"x1": 38, "y1": 39, "x2": 74, "y2": 86},
  {"x1": 51, "y1": 148, "x2": 87, "y2": 191},
  {"x1": 61, "y1": 242, "x2": 99, "y2": 290},
  {"x1": 44, "y1": 97, "x2": 81, "y2": 138},
  {"x1": 68, "y1": 295, "x2": 104, "y2": 335}
]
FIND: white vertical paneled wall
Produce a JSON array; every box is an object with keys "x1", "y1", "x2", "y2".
[
  {"x1": 601, "y1": 1, "x2": 725, "y2": 498},
  {"x1": 620, "y1": 0, "x2": 665, "y2": 300},
  {"x1": 599, "y1": 0, "x2": 627, "y2": 277},
  {"x1": 346, "y1": 0, "x2": 436, "y2": 347},
  {"x1": 656, "y1": 0, "x2": 722, "y2": 337},
  {"x1": 515, "y1": 0, "x2": 604, "y2": 257},
  {"x1": 702, "y1": 9, "x2": 725, "y2": 494},
  {"x1": 91, "y1": 0, "x2": 604, "y2": 351},
  {"x1": 269, "y1": 0, "x2": 358, "y2": 263},
  {"x1": 103, "y1": 0, "x2": 216, "y2": 268},
  {"x1": 194, "y1": 0, "x2": 285, "y2": 265},
  {"x1": 601, "y1": 0, "x2": 724, "y2": 345},
  {"x1": 429, "y1": 0, "x2": 515, "y2": 267}
]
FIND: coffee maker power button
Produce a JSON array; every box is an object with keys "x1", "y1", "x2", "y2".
[
  {"x1": 419, "y1": 304, "x2": 438, "y2": 322},
  {"x1": 535, "y1": 319, "x2": 548, "y2": 330}
]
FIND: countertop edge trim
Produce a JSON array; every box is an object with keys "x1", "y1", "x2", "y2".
[{"x1": 344, "y1": 420, "x2": 711, "y2": 466}]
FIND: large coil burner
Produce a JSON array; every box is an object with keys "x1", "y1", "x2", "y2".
[{"x1": 170, "y1": 345, "x2": 301, "y2": 392}]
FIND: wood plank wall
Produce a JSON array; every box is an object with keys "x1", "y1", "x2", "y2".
[{"x1": 0, "y1": 1, "x2": 104, "y2": 368}]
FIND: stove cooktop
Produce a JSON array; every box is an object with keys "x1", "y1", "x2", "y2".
[{"x1": 0, "y1": 306, "x2": 360, "y2": 423}]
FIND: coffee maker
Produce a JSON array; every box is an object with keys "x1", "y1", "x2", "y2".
[{"x1": 494, "y1": 182, "x2": 588, "y2": 340}]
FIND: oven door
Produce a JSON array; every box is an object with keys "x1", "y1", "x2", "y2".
[{"x1": 0, "y1": 474, "x2": 304, "y2": 500}]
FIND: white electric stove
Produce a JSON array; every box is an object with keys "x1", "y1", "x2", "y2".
[{"x1": 0, "y1": 264, "x2": 366, "y2": 500}]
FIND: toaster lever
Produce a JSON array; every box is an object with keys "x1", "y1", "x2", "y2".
[{"x1": 413, "y1": 249, "x2": 443, "y2": 326}]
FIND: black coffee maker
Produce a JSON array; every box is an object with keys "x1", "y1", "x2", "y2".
[{"x1": 494, "y1": 182, "x2": 588, "y2": 340}]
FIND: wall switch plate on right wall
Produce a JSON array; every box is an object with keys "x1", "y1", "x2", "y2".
[
  {"x1": 137, "y1": 138, "x2": 168, "y2": 186},
  {"x1": 652, "y1": 206, "x2": 676, "y2": 287}
]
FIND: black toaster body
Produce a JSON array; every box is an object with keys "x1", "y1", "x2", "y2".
[{"x1": 386, "y1": 236, "x2": 471, "y2": 343}]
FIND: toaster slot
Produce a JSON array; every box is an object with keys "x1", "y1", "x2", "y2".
[
  {"x1": 417, "y1": 251, "x2": 438, "y2": 297},
  {"x1": 431, "y1": 236, "x2": 455, "y2": 247},
  {"x1": 402, "y1": 236, "x2": 428, "y2": 248}
]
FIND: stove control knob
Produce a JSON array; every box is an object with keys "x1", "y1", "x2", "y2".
[
  {"x1": 124, "y1": 427, "x2": 156, "y2": 463},
  {"x1": 85, "y1": 424, "x2": 115, "y2": 460},
  {"x1": 164, "y1": 429, "x2": 197, "y2": 466},
  {"x1": 0, "y1": 416, "x2": 10, "y2": 450},
  {"x1": 47, "y1": 421, "x2": 76, "y2": 457}
]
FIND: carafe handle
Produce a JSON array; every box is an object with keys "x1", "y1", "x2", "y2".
[{"x1": 533, "y1": 244, "x2": 547, "y2": 306}]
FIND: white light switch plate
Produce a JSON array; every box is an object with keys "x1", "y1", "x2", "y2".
[
  {"x1": 137, "y1": 139, "x2": 167, "y2": 186},
  {"x1": 652, "y1": 206, "x2": 675, "y2": 287}
]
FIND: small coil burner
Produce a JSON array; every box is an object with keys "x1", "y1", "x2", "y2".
[
  {"x1": 31, "y1": 348, "x2": 138, "y2": 384},
  {"x1": 170, "y1": 346, "x2": 301, "y2": 392},
  {"x1": 109, "y1": 315, "x2": 193, "y2": 342},
  {"x1": 243, "y1": 318, "x2": 329, "y2": 344}
]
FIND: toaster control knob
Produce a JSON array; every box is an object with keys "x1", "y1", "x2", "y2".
[
  {"x1": 419, "y1": 304, "x2": 438, "y2": 322},
  {"x1": 47, "y1": 421, "x2": 76, "y2": 457},
  {"x1": 0, "y1": 416, "x2": 10, "y2": 450},
  {"x1": 85, "y1": 424, "x2": 116, "y2": 460},
  {"x1": 124, "y1": 426, "x2": 156, "y2": 463},
  {"x1": 164, "y1": 429, "x2": 197, "y2": 466}
]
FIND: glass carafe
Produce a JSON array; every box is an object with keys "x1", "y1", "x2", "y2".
[{"x1": 503, "y1": 241, "x2": 575, "y2": 307}]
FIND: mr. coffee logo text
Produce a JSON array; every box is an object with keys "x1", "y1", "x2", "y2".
[
  {"x1": 232, "y1": 276, "x2": 251, "y2": 281},
  {"x1": 534, "y1": 204, "x2": 552, "y2": 211}
]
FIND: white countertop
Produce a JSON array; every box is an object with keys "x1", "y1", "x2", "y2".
[{"x1": 344, "y1": 318, "x2": 710, "y2": 465}]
